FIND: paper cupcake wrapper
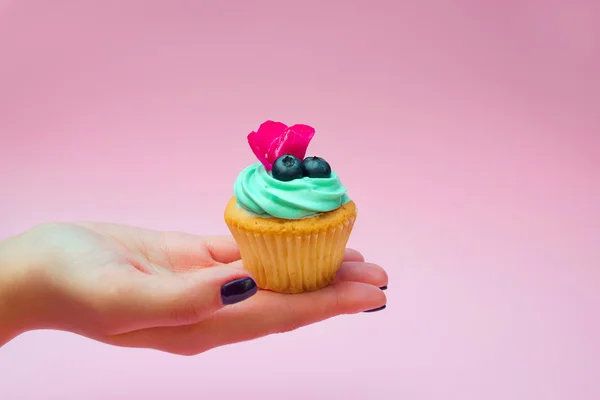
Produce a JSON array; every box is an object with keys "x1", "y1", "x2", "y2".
[{"x1": 228, "y1": 217, "x2": 355, "y2": 294}]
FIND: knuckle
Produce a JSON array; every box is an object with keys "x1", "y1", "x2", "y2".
[{"x1": 170, "y1": 301, "x2": 201, "y2": 325}]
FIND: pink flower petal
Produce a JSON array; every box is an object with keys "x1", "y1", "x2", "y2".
[
  {"x1": 247, "y1": 120, "x2": 288, "y2": 170},
  {"x1": 289, "y1": 124, "x2": 316, "y2": 142},
  {"x1": 247, "y1": 121, "x2": 315, "y2": 171},
  {"x1": 267, "y1": 125, "x2": 315, "y2": 162}
]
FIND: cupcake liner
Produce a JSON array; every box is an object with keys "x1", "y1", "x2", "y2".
[{"x1": 227, "y1": 216, "x2": 356, "y2": 294}]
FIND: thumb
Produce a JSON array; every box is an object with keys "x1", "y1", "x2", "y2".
[{"x1": 113, "y1": 266, "x2": 257, "y2": 331}]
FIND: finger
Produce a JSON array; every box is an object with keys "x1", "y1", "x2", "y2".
[
  {"x1": 201, "y1": 235, "x2": 241, "y2": 264},
  {"x1": 75, "y1": 223, "x2": 240, "y2": 269},
  {"x1": 105, "y1": 281, "x2": 386, "y2": 355},
  {"x1": 344, "y1": 248, "x2": 364, "y2": 262},
  {"x1": 98, "y1": 266, "x2": 256, "y2": 333},
  {"x1": 334, "y1": 262, "x2": 388, "y2": 287},
  {"x1": 157, "y1": 233, "x2": 240, "y2": 269},
  {"x1": 161, "y1": 237, "x2": 357, "y2": 270},
  {"x1": 141, "y1": 232, "x2": 240, "y2": 271}
]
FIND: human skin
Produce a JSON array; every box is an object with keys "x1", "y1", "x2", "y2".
[{"x1": 0, "y1": 222, "x2": 388, "y2": 355}]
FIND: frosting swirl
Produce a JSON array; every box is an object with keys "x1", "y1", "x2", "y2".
[{"x1": 234, "y1": 162, "x2": 350, "y2": 219}]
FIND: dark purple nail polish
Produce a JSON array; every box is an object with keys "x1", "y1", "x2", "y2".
[
  {"x1": 379, "y1": 285, "x2": 387, "y2": 291},
  {"x1": 364, "y1": 305, "x2": 386, "y2": 313},
  {"x1": 221, "y1": 277, "x2": 258, "y2": 305}
]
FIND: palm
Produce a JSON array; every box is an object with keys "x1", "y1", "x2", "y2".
[{"x1": 28, "y1": 222, "x2": 387, "y2": 355}]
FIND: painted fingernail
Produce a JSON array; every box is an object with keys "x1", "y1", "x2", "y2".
[
  {"x1": 364, "y1": 305, "x2": 386, "y2": 313},
  {"x1": 379, "y1": 286, "x2": 387, "y2": 291},
  {"x1": 221, "y1": 277, "x2": 258, "y2": 305}
]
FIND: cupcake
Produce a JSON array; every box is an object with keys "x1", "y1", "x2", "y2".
[{"x1": 224, "y1": 120, "x2": 356, "y2": 294}]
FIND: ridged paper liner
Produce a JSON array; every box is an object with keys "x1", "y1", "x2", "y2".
[{"x1": 227, "y1": 217, "x2": 355, "y2": 294}]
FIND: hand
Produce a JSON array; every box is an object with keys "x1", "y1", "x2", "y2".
[{"x1": 0, "y1": 222, "x2": 388, "y2": 355}]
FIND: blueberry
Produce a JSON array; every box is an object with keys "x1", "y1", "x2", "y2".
[
  {"x1": 272, "y1": 154, "x2": 305, "y2": 181},
  {"x1": 302, "y1": 156, "x2": 331, "y2": 178}
]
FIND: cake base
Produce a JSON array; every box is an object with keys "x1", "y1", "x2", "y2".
[{"x1": 224, "y1": 197, "x2": 357, "y2": 294}]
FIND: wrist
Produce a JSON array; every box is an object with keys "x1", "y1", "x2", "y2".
[{"x1": 0, "y1": 232, "x2": 44, "y2": 345}]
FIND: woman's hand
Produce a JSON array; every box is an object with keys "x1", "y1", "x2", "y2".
[{"x1": 0, "y1": 222, "x2": 387, "y2": 355}]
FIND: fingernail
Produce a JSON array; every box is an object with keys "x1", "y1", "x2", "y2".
[
  {"x1": 379, "y1": 286, "x2": 387, "y2": 291},
  {"x1": 221, "y1": 277, "x2": 258, "y2": 305},
  {"x1": 364, "y1": 305, "x2": 386, "y2": 313}
]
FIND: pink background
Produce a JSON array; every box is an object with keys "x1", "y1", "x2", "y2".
[{"x1": 1, "y1": 0, "x2": 599, "y2": 399}]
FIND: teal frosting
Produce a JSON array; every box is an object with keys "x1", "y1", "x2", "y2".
[{"x1": 233, "y1": 162, "x2": 350, "y2": 219}]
